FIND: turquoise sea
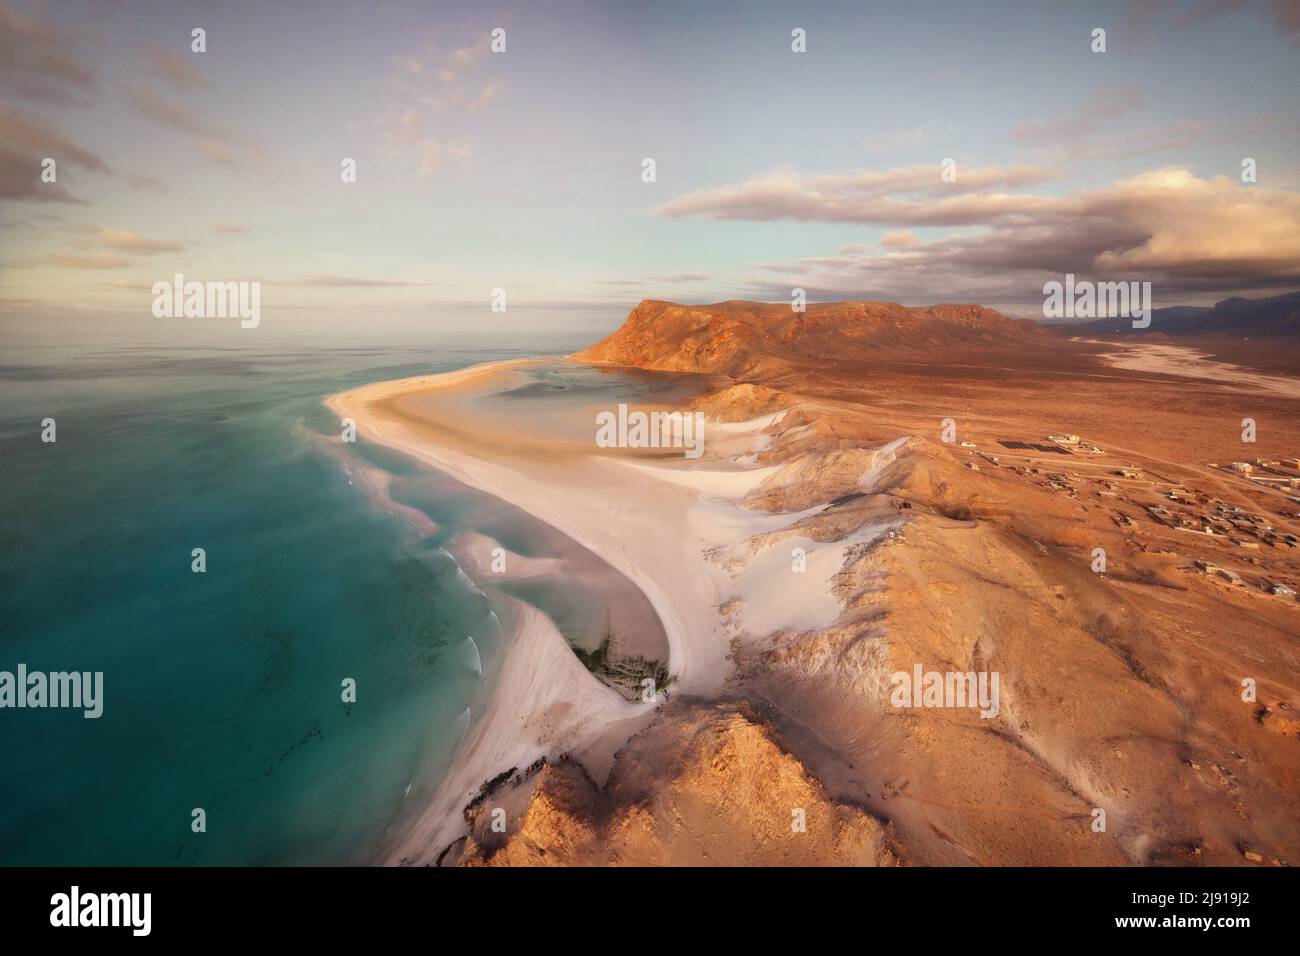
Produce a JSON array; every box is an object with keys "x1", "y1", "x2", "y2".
[{"x1": 0, "y1": 322, "x2": 600, "y2": 865}]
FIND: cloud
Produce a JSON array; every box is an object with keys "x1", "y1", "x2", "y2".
[
  {"x1": 393, "y1": 56, "x2": 425, "y2": 77},
  {"x1": 1122, "y1": 0, "x2": 1300, "y2": 47},
  {"x1": 48, "y1": 253, "x2": 131, "y2": 270},
  {"x1": 1024, "y1": 114, "x2": 1291, "y2": 164},
  {"x1": 126, "y1": 173, "x2": 168, "y2": 194},
  {"x1": 403, "y1": 135, "x2": 472, "y2": 177},
  {"x1": 98, "y1": 278, "x2": 156, "y2": 290},
  {"x1": 0, "y1": 295, "x2": 42, "y2": 312},
  {"x1": 42, "y1": 226, "x2": 187, "y2": 270},
  {"x1": 139, "y1": 46, "x2": 207, "y2": 90},
  {"x1": 863, "y1": 127, "x2": 926, "y2": 153},
  {"x1": 382, "y1": 33, "x2": 503, "y2": 174},
  {"x1": 0, "y1": 104, "x2": 108, "y2": 202},
  {"x1": 880, "y1": 232, "x2": 918, "y2": 247},
  {"x1": 214, "y1": 223, "x2": 246, "y2": 234},
  {"x1": 1008, "y1": 88, "x2": 1291, "y2": 163},
  {"x1": 127, "y1": 84, "x2": 270, "y2": 172},
  {"x1": 97, "y1": 229, "x2": 186, "y2": 254},
  {"x1": 196, "y1": 137, "x2": 239, "y2": 168},
  {"x1": 702, "y1": 167, "x2": 1300, "y2": 304},
  {"x1": 657, "y1": 163, "x2": 1058, "y2": 227},
  {"x1": 466, "y1": 78, "x2": 505, "y2": 112},
  {"x1": 127, "y1": 84, "x2": 213, "y2": 136},
  {"x1": 0, "y1": 3, "x2": 96, "y2": 105},
  {"x1": 442, "y1": 41, "x2": 486, "y2": 78},
  {"x1": 597, "y1": 272, "x2": 712, "y2": 287},
  {"x1": 1010, "y1": 85, "x2": 1145, "y2": 146},
  {"x1": 415, "y1": 140, "x2": 442, "y2": 176},
  {"x1": 289, "y1": 276, "x2": 440, "y2": 288},
  {"x1": 1273, "y1": 0, "x2": 1300, "y2": 43},
  {"x1": 100, "y1": 279, "x2": 160, "y2": 292},
  {"x1": 0, "y1": 106, "x2": 109, "y2": 173},
  {"x1": 387, "y1": 35, "x2": 502, "y2": 113}
]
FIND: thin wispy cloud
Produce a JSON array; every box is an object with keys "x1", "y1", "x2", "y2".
[
  {"x1": 138, "y1": 46, "x2": 208, "y2": 91},
  {"x1": 0, "y1": 2, "x2": 96, "y2": 105},
  {"x1": 96, "y1": 228, "x2": 187, "y2": 254},
  {"x1": 126, "y1": 84, "x2": 272, "y2": 173},
  {"x1": 47, "y1": 252, "x2": 130, "y2": 270},
  {"x1": 1010, "y1": 85, "x2": 1146, "y2": 145},
  {"x1": 863, "y1": 127, "x2": 926, "y2": 154},
  {"x1": 288, "y1": 276, "x2": 441, "y2": 288},
  {"x1": 1009, "y1": 88, "x2": 1293, "y2": 163},
  {"x1": 126, "y1": 173, "x2": 168, "y2": 194},
  {"x1": 657, "y1": 164, "x2": 1059, "y2": 227},
  {"x1": 381, "y1": 32, "x2": 504, "y2": 176},
  {"x1": 0, "y1": 103, "x2": 108, "y2": 203},
  {"x1": 1123, "y1": 0, "x2": 1300, "y2": 48},
  {"x1": 99, "y1": 279, "x2": 159, "y2": 291},
  {"x1": 595, "y1": 272, "x2": 712, "y2": 290}
]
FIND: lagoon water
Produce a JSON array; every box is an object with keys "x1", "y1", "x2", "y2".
[{"x1": 0, "y1": 322, "x2": 597, "y2": 865}]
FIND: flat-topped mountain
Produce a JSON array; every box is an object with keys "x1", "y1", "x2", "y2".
[{"x1": 573, "y1": 299, "x2": 1046, "y2": 376}]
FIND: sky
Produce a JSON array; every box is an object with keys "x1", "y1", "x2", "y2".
[{"x1": 2, "y1": 0, "x2": 1299, "y2": 336}]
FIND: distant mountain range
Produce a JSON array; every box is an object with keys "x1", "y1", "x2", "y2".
[{"x1": 1071, "y1": 291, "x2": 1300, "y2": 336}]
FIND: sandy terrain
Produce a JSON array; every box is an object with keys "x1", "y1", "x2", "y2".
[
  {"x1": 328, "y1": 299, "x2": 1300, "y2": 866},
  {"x1": 376, "y1": 593, "x2": 649, "y2": 864},
  {"x1": 328, "y1": 362, "x2": 882, "y2": 863},
  {"x1": 1086, "y1": 338, "x2": 1300, "y2": 400}
]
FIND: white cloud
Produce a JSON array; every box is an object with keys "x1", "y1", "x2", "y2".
[{"x1": 672, "y1": 166, "x2": 1300, "y2": 303}]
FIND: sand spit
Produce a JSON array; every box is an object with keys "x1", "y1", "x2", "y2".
[{"x1": 328, "y1": 361, "x2": 918, "y2": 863}]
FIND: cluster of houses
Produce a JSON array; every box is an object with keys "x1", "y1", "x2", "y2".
[
  {"x1": 1047, "y1": 434, "x2": 1105, "y2": 454},
  {"x1": 1139, "y1": 486, "x2": 1298, "y2": 550},
  {"x1": 1194, "y1": 560, "x2": 1296, "y2": 599},
  {"x1": 955, "y1": 434, "x2": 1298, "y2": 605},
  {"x1": 1219, "y1": 458, "x2": 1300, "y2": 490},
  {"x1": 953, "y1": 434, "x2": 1298, "y2": 604}
]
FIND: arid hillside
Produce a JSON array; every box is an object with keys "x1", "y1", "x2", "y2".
[
  {"x1": 574, "y1": 299, "x2": 1049, "y2": 379},
  {"x1": 437, "y1": 298, "x2": 1300, "y2": 867}
]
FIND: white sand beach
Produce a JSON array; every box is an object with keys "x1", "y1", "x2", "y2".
[{"x1": 325, "y1": 359, "x2": 888, "y2": 863}]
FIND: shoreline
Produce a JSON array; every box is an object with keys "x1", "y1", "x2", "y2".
[
  {"x1": 326, "y1": 358, "x2": 740, "y2": 862},
  {"x1": 327, "y1": 356, "x2": 905, "y2": 864},
  {"x1": 325, "y1": 358, "x2": 739, "y2": 695}
]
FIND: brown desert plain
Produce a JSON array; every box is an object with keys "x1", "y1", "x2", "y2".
[{"x1": 329, "y1": 297, "x2": 1300, "y2": 867}]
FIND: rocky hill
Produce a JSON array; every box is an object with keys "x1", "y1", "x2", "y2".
[{"x1": 574, "y1": 299, "x2": 1047, "y2": 377}]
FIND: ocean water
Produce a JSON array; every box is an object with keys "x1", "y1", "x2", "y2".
[{"x1": 0, "y1": 325, "x2": 596, "y2": 865}]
